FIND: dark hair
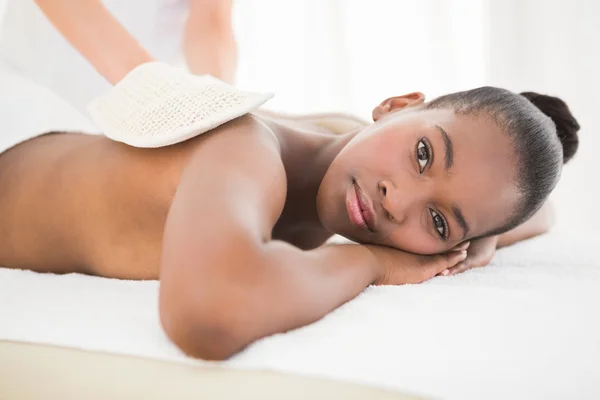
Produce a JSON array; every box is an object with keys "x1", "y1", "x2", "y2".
[{"x1": 425, "y1": 86, "x2": 580, "y2": 236}]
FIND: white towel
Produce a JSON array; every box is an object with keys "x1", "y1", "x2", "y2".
[
  {"x1": 88, "y1": 62, "x2": 274, "y2": 148},
  {"x1": 1, "y1": 232, "x2": 599, "y2": 400}
]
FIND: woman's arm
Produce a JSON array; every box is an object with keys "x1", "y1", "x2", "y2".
[
  {"x1": 34, "y1": 0, "x2": 153, "y2": 84},
  {"x1": 158, "y1": 116, "x2": 376, "y2": 360},
  {"x1": 184, "y1": 0, "x2": 237, "y2": 83},
  {"x1": 445, "y1": 202, "x2": 554, "y2": 275},
  {"x1": 159, "y1": 116, "x2": 462, "y2": 360},
  {"x1": 497, "y1": 201, "x2": 554, "y2": 248}
]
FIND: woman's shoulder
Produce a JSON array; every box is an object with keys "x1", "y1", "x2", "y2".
[
  {"x1": 254, "y1": 110, "x2": 369, "y2": 135},
  {"x1": 194, "y1": 114, "x2": 283, "y2": 156}
]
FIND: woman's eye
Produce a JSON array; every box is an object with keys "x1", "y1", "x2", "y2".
[
  {"x1": 429, "y1": 209, "x2": 448, "y2": 239},
  {"x1": 417, "y1": 139, "x2": 429, "y2": 173}
]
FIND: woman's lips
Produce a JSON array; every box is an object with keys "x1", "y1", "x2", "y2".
[{"x1": 346, "y1": 180, "x2": 376, "y2": 232}]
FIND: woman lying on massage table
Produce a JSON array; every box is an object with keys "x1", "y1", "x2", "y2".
[
  {"x1": 0, "y1": 1, "x2": 580, "y2": 361},
  {"x1": 0, "y1": 84, "x2": 579, "y2": 360}
]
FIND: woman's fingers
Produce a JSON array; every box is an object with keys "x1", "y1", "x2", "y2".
[
  {"x1": 451, "y1": 241, "x2": 470, "y2": 252},
  {"x1": 446, "y1": 261, "x2": 469, "y2": 276},
  {"x1": 439, "y1": 264, "x2": 465, "y2": 276},
  {"x1": 426, "y1": 250, "x2": 467, "y2": 280},
  {"x1": 436, "y1": 245, "x2": 469, "y2": 276},
  {"x1": 383, "y1": 247, "x2": 469, "y2": 285}
]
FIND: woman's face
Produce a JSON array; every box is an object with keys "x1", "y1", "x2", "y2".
[{"x1": 316, "y1": 93, "x2": 521, "y2": 255}]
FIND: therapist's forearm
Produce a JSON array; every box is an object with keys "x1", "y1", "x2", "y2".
[
  {"x1": 184, "y1": 24, "x2": 237, "y2": 83},
  {"x1": 34, "y1": 0, "x2": 154, "y2": 85},
  {"x1": 184, "y1": 0, "x2": 237, "y2": 83}
]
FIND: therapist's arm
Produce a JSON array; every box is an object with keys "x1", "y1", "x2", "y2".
[
  {"x1": 34, "y1": 0, "x2": 154, "y2": 84},
  {"x1": 184, "y1": 0, "x2": 237, "y2": 83}
]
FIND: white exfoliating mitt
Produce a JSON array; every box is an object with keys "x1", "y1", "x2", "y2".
[{"x1": 88, "y1": 62, "x2": 274, "y2": 148}]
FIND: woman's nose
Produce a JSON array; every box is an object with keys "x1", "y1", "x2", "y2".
[{"x1": 378, "y1": 180, "x2": 409, "y2": 225}]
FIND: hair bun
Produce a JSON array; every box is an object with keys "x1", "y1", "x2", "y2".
[{"x1": 520, "y1": 92, "x2": 580, "y2": 163}]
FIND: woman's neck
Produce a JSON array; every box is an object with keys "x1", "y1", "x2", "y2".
[{"x1": 261, "y1": 117, "x2": 360, "y2": 233}]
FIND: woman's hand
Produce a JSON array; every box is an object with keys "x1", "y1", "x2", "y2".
[
  {"x1": 436, "y1": 201, "x2": 554, "y2": 277},
  {"x1": 367, "y1": 243, "x2": 469, "y2": 285},
  {"x1": 440, "y1": 236, "x2": 498, "y2": 276}
]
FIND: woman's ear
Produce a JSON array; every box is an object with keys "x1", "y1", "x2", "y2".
[{"x1": 372, "y1": 92, "x2": 425, "y2": 121}]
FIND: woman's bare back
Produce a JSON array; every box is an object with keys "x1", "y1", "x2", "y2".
[
  {"x1": 0, "y1": 112, "x2": 355, "y2": 280},
  {"x1": 0, "y1": 130, "x2": 200, "y2": 279}
]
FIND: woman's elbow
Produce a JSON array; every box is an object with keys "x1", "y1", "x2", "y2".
[{"x1": 158, "y1": 290, "x2": 252, "y2": 361}]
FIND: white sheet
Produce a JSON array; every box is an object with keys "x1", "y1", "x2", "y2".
[
  {"x1": 1, "y1": 232, "x2": 599, "y2": 400},
  {"x1": 0, "y1": 61, "x2": 101, "y2": 155}
]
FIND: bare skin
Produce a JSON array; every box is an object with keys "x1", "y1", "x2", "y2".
[
  {"x1": 0, "y1": 95, "x2": 552, "y2": 360},
  {"x1": 185, "y1": 0, "x2": 237, "y2": 83},
  {"x1": 34, "y1": 0, "x2": 237, "y2": 85},
  {"x1": 0, "y1": 115, "x2": 368, "y2": 277}
]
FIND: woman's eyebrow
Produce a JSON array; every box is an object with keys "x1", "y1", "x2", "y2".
[{"x1": 435, "y1": 124, "x2": 454, "y2": 171}]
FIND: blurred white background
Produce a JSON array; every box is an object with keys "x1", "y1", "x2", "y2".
[
  {"x1": 1, "y1": 0, "x2": 598, "y2": 233},
  {"x1": 233, "y1": 0, "x2": 600, "y2": 234}
]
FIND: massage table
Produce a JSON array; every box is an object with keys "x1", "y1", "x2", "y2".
[
  {"x1": 1, "y1": 232, "x2": 599, "y2": 399},
  {"x1": 0, "y1": 341, "x2": 420, "y2": 400}
]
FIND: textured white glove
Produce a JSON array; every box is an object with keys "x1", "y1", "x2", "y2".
[{"x1": 88, "y1": 62, "x2": 274, "y2": 148}]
